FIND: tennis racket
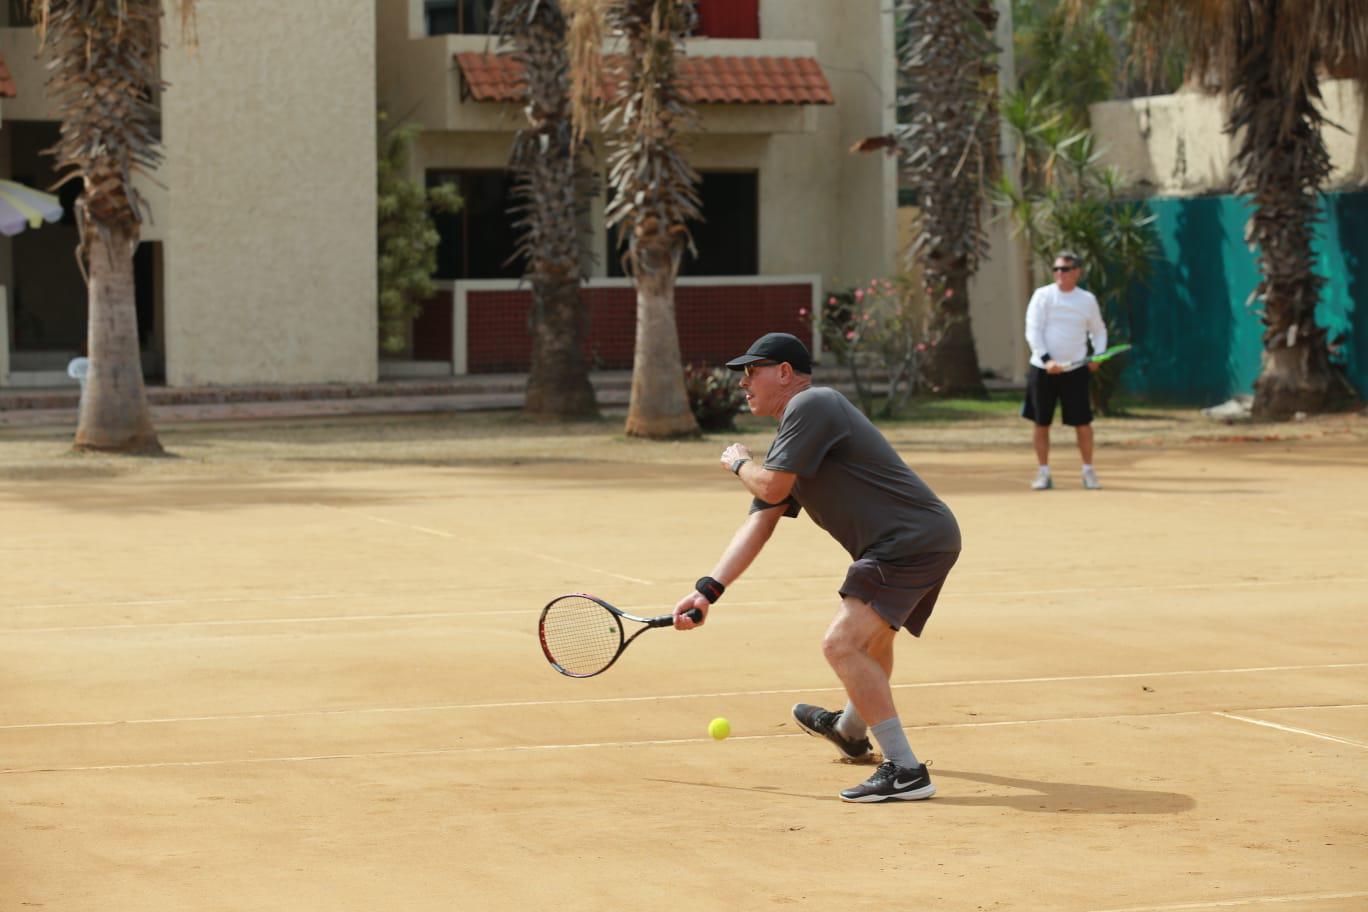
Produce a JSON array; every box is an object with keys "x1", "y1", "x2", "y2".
[
  {"x1": 538, "y1": 593, "x2": 702, "y2": 678},
  {"x1": 1062, "y1": 343, "x2": 1132, "y2": 370}
]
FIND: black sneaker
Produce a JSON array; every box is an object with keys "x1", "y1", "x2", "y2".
[
  {"x1": 839, "y1": 760, "x2": 936, "y2": 803},
  {"x1": 791, "y1": 703, "x2": 873, "y2": 760}
]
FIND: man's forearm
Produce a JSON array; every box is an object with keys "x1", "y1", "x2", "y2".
[
  {"x1": 734, "y1": 460, "x2": 794, "y2": 505},
  {"x1": 710, "y1": 514, "x2": 778, "y2": 586}
]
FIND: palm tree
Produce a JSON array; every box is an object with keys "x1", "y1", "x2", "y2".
[
  {"x1": 895, "y1": 0, "x2": 1000, "y2": 398},
  {"x1": 1132, "y1": 0, "x2": 1367, "y2": 418},
  {"x1": 575, "y1": 0, "x2": 701, "y2": 438},
  {"x1": 494, "y1": 0, "x2": 600, "y2": 417},
  {"x1": 32, "y1": 0, "x2": 185, "y2": 454}
]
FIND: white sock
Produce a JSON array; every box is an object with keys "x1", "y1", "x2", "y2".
[
  {"x1": 1038, "y1": 464, "x2": 1051, "y2": 475},
  {"x1": 1082, "y1": 463, "x2": 1093, "y2": 473},
  {"x1": 834, "y1": 701, "x2": 867, "y2": 740}
]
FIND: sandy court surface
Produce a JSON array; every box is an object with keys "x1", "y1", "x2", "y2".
[{"x1": 1, "y1": 415, "x2": 1366, "y2": 911}]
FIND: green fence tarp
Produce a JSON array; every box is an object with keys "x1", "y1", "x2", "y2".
[{"x1": 1120, "y1": 191, "x2": 1366, "y2": 404}]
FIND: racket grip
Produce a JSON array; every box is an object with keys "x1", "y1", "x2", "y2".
[{"x1": 648, "y1": 607, "x2": 705, "y2": 627}]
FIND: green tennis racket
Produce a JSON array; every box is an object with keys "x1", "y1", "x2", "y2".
[{"x1": 1063, "y1": 343, "x2": 1132, "y2": 370}]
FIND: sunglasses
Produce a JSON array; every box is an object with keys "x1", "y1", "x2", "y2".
[
  {"x1": 742, "y1": 360, "x2": 777, "y2": 378},
  {"x1": 1052, "y1": 265, "x2": 1077, "y2": 273}
]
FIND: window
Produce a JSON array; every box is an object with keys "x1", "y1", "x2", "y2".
[
  {"x1": 693, "y1": 0, "x2": 759, "y2": 39},
  {"x1": 428, "y1": 170, "x2": 524, "y2": 280},
  {"x1": 425, "y1": 0, "x2": 496, "y2": 36},
  {"x1": 608, "y1": 171, "x2": 759, "y2": 277}
]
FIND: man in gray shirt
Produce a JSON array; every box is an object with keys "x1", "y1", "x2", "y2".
[{"x1": 673, "y1": 333, "x2": 961, "y2": 803}]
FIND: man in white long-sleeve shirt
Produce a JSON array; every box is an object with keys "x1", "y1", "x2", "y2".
[{"x1": 1023, "y1": 251, "x2": 1107, "y2": 490}]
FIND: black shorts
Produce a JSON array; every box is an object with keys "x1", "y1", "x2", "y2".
[
  {"x1": 1022, "y1": 365, "x2": 1093, "y2": 427},
  {"x1": 838, "y1": 552, "x2": 959, "y2": 637}
]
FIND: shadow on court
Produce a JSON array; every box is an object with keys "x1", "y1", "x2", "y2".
[
  {"x1": 643, "y1": 769, "x2": 1195, "y2": 814},
  {"x1": 931, "y1": 768, "x2": 1196, "y2": 814},
  {"x1": 643, "y1": 777, "x2": 842, "y2": 802}
]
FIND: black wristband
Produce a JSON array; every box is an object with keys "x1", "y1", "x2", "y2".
[
  {"x1": 730, "y1": 457, "x2": 750, "y2": 475},
  {"x1": 695, "y1": 576, "x2": 725, "y2": 603}
]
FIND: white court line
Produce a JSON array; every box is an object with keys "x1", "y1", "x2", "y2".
[
  {"x1": 0, "y1": 658, "x2": 1362, "y2": 730},
  {"x1": 4, "y1": 702, "x2": 1365, "y2": 775},
  {"x1": 1213, "y1": 712, "x2": 1368, "y2": 750},
  {"x1": 4, "y1": 574, "x2": 1365, "y2": 618},
  {"x1": 1, "y1": 609, "x2": 532, "y2": 635},
  {"x1": 1087, "y1": 889, "x2": 1368, "y2": 911},
  {"x1": 345, "y1": 507, "x2": 654, "y2": 586}
]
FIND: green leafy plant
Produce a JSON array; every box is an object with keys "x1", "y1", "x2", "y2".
[
  {"x1": 377, "y1": 110, "x2": 462, "y2": 354},
  {"x1": 820, "y1": 276, "x2": 928, "y2": 419},
  {"x1": 683, "y1": 365, "x2": 747, "y2": 432},
  {"x1": 993, "y1": 91, "x2": 1157, "y2": 415}
]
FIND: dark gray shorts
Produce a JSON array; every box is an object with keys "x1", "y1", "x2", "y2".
[{"x1": 839, "y1": 551, "x2": 960, "y2": 637}]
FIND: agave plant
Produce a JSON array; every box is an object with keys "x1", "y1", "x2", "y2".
[
  {"x1": 31, "y1": 0, "x2": 188, "y2": 453},
  {"x1": 1132, "y1": 0, "x2": 1367, "y2": 418},
  {"x1": 896, "y1": 0, "x2": 1001, "y2": 398},
  {"x1": 575, "y1": 0, "x2": 701, "y2": 438},
  {"x1": 493, "y1": 0, "x2": 600, "y2": 417}
]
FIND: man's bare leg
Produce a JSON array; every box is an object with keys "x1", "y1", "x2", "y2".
[
  {"x1": 1075, "y1": 423, "x2": 1094, "y2": 464},
  {"x1": 1033, "y1": 424, "x2": 1051, "y2": 466},
  {"x1": 823, "y1": 597, "x2": 897, "y2": 724},
  {"x1": 822, "y1": 597, "x2": 919, "y2": 769}
]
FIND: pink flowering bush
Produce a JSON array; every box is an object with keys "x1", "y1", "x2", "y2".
[{"x1": 820, "y1": 276, "x2": 927, "y2": 418}]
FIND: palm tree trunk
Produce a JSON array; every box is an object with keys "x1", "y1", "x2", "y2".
[
  {"x1": 625, "y1": 256, "x2": 695, "y2": 438},
  {"x1": 526, "y1": 269, "x2": 597, "y2": 415},
  {"x1": 1233, "y1": 20, "x2": 1353, "y2": 418},
  {"x1": 497, "y1": 0, "x2": 598, "y2": 418},
  {"x1": 922, "y1": 269, "x2": 986, "y2": 396},
  {"x1": 74, "y1": 224, "x2": 162, "y2": 454}
]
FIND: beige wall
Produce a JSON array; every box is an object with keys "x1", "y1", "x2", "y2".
[
  {"x1": 161, "y1": 0, "x2": 377, "y2": 386},
  {"x1": 1089, "y1": 79, "x2": 1368, "y2": 196},
  {"x1": 762, "y1": 0, "x2": 897, "y2": 288},
  {"x1": 0, "y1": 27, "x2": 57, "y2": 123}
]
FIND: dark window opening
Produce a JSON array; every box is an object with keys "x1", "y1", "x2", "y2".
[
  {"x1": 425, "y1": 0, "x2": 496, "y2": 36},
  {"x1": 4, "y1": 0, "x2": 34, "y2": 26},
  {"x1": 608, "y1": 170, "x2": 759, "y2": 277},
  {"x1": 428, "y1": 169, "x2": 524, "y2": 280}
]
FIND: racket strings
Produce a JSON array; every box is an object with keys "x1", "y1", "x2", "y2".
[{"x1": 541, "y1": 596, "x2": 623, "y2": 676}]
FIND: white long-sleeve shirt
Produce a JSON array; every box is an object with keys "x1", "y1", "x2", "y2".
[{"x1": 1024, "y1": 284, "x2": 1107, "y2": 370}]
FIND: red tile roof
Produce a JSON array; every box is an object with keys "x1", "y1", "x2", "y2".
[
  {"x1": 0, "y1": 56, "x2": 16, "y2": 99},
  {"x1": 455, "y1": 52, "x2": 834, "y2": 106}
]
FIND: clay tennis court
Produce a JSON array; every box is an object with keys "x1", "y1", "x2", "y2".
[{"x1": 2, "y1": 411, "x2": 1366, "y2": 911}]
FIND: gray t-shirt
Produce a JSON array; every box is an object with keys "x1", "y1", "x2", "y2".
[{"x1": 750, "y1": 387, "x2": 961, "y2": 561}]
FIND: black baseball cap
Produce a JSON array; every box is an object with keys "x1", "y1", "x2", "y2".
[{"x1": 725, "y1": 332, "x2": 813, "y2": 375}]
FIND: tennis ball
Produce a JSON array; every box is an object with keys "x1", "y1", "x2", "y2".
[{"x1": 708, "y1": 717, "x2": 731, "y2": 740}]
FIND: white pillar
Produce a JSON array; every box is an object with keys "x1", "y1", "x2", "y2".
[{"x1": 995, "y1": 0, "x2": 1029, "y2": 383}]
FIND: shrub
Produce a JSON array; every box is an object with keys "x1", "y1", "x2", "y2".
[
  {"x1": 684, "y1": 364, "x2": 748, "y2": 431},
  {"x1": 819, "y1": 276, "x2": 927, "y2": 418}
]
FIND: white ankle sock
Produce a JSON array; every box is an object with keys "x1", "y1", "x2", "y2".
[{"x1": 834, "y1": 701, "x2": 867, "y2": 740}]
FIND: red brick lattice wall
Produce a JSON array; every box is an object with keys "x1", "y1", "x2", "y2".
[{"x1": 462, "y1": 283, "x2": 814, "y2": 373}]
